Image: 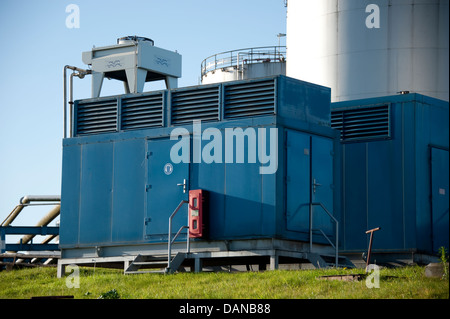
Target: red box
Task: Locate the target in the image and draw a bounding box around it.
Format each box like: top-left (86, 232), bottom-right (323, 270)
top-left (189, 189), bottom-right (205, 238)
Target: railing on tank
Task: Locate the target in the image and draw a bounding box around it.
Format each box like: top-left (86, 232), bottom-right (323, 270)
top-left (310, 202), bottom-right (339, 267)
top-left (201, 46), bottom-right (286, 77)
top-left (166, 200), bottom-right (189, 273)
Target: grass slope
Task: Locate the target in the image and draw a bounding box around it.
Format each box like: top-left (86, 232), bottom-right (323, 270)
top-left (0, 265), bottom-right (448, 299)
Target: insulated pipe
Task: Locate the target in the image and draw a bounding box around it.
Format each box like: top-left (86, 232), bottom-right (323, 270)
top-left (63, 65), bottom-right (91, 138)
top-left (20, 195), bottom-right (60, 205)
top-left (17, 204), bottom-right (60, 245)
top-left (70, 72), bottom-right (74, 138)
top-left (1, 205), bottom-right (25, 227)
top-left (1, 196), bottom-right (60, 226)
top-left (28, 236), bottom-right (60, 264)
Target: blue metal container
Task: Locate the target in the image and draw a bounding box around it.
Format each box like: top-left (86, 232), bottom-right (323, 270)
top-left (59, 76), bottom-right (341, 257)
top-left (331, 93), bottom-right (449, 255)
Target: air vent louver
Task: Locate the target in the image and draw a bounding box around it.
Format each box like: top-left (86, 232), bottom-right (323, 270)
top-left (76, 99), bottom-right (117, 135)
top-left (331, 105), bottom-right (390, 141)
top-left (121, 93), bottom-right (164, 130)
top-left (171, 86), bottom-right (220, 124)
top-left (224, 79), bottom-right (276, 118)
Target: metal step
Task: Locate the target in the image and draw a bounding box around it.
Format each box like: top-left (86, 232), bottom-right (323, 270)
top-left (131, 261), bottom-right (165, 266)
top-left (307, 253), bottom-right (355, 269)
top-left (124, 253), bottom-right (188, 274)
top-left (166, 252), bottom-right (187, 274)
top-left (124, 254), bottom-right (168, 274)
top-left (125, 269), bottom-right (166, 275)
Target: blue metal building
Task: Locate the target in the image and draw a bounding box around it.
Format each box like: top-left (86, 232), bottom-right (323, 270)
top-left (331, 94), bottom-right (449, 261)
top-left (58, 75), bottom-right (343, 274)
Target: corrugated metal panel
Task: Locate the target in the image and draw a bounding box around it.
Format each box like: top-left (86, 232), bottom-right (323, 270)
top-left (331, 105), bottom-right (390, 141)
top-left (224, 78), bottom-right (275, 118)
top-left (76, 99), bottom-right (117, 135)
top-left (171, 86), bottom-right (220, 124)
top-left (121, 93), bottom-right (163, 130)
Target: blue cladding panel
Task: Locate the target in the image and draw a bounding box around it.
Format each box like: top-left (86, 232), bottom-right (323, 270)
top-left (79, 143), bottom-right (113, 244)
top-left (191, 161), bottom-right (226, 239)
top-left (333, 93), bottom-right (449, 254)
top-left (190, 125), bottom-right (278, 240)
top-left (278, 76), bottom-right (331, 126)
top-left (61, 75), bottom-right (339, 252)
top-left (111, 139), bottom-right (146, 242)
top-left (431, 147), bottom-right (449, 253)
top-left (60, 145), bottom-right (81, 247)
top-left (341, 143), bottom-right (367, 251)
top-left (367, 140), bottom-right (404, 250)
top-left (224, 162), bottom-right (262, 237)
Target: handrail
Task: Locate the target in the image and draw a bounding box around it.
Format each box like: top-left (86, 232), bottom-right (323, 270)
top-left (167, 200), bottom-right (189, 272)
top-left (310, 202), bottom-right (339, 267)
top-left (200, 46), bottom-right (286, 77)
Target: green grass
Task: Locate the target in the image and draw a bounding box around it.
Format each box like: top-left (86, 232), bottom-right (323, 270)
top-left (0, 265), bottom-right (448, 299)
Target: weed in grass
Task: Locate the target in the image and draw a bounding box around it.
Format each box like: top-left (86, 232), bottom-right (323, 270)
top-left (98, 289), bottom-right (120, 299)
top-left (439, 246), bottom-right (449, 280)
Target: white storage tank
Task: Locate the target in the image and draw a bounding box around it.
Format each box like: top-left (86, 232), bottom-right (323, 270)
top-left (201, 46), bottom-right (286, 84)
top-left (286, 0), bottom-right (449, 102)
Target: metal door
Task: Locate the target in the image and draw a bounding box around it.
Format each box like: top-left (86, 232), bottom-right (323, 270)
top-left (145, 137), bottom-right (189, 239)
top-left (286, 131), bottom-right (335, 236)
top-left (431, 147), bottom-right (449, 253)
top-left (311, 136), bottom-right (334, 236)
top-left (286, 130), bottom-right (310, 233)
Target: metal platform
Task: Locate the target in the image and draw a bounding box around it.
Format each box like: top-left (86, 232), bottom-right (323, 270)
top-left (57, 238), bottom-right (354, 277)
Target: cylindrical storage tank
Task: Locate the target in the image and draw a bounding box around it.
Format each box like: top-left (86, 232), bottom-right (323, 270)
top-left (201, 46), bottom-right (286, 84)
top-left (286, 0), bottom-right (449, 102)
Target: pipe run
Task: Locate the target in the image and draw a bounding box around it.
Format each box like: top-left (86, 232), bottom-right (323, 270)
top-left (20, 195), bottom-right (61, 205)
top-left (18, 204), bottom-right (61, 245)
top-left (1, 195), bottom-right (61, 227)
top-left (63, 65), bottom-right (91, 138)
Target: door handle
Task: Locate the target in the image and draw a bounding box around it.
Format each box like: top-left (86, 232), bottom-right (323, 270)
top-left (313, 178), bottom-right (322, 193)
top-left (177, 178), bottom-right (187, 193)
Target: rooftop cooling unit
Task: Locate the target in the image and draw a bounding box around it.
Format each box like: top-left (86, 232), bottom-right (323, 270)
top-left (82, 36), bottom-right (182, 97)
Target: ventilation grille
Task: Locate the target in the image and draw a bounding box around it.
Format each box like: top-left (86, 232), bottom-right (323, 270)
top-left (171, 86), bottom-right (219, 124)
top-left (76, 99), bottom-right (117, 135)
top-left (121, 93), bottom-right (163, 130)
top-left (224, 79), bottom-right (276, 119)
top-left (331, 105), bottom-right (390, 141)
top-left (74, 78), bottom-right (279, 136)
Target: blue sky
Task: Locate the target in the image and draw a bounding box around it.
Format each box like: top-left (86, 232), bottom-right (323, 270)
top-left (0, 1), bottom-right (286, 227)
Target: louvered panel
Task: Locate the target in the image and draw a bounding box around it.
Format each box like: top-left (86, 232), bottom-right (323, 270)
top-left (331, 105), bottom-right (390, 141)
top-left (331, 111), bottom-right (343, 131)
top-left (171, 86), bottom-right (219, 124)
top-left (121, 93), bottom-right (163, 130)
top-left (76, 99), bottom-right (118, 135)
top-left (224, 79), bottom-right (275, 118)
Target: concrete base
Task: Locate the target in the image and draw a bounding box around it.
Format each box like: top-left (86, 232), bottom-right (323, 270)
top-left (425, 263), bottom-right (449, 278)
